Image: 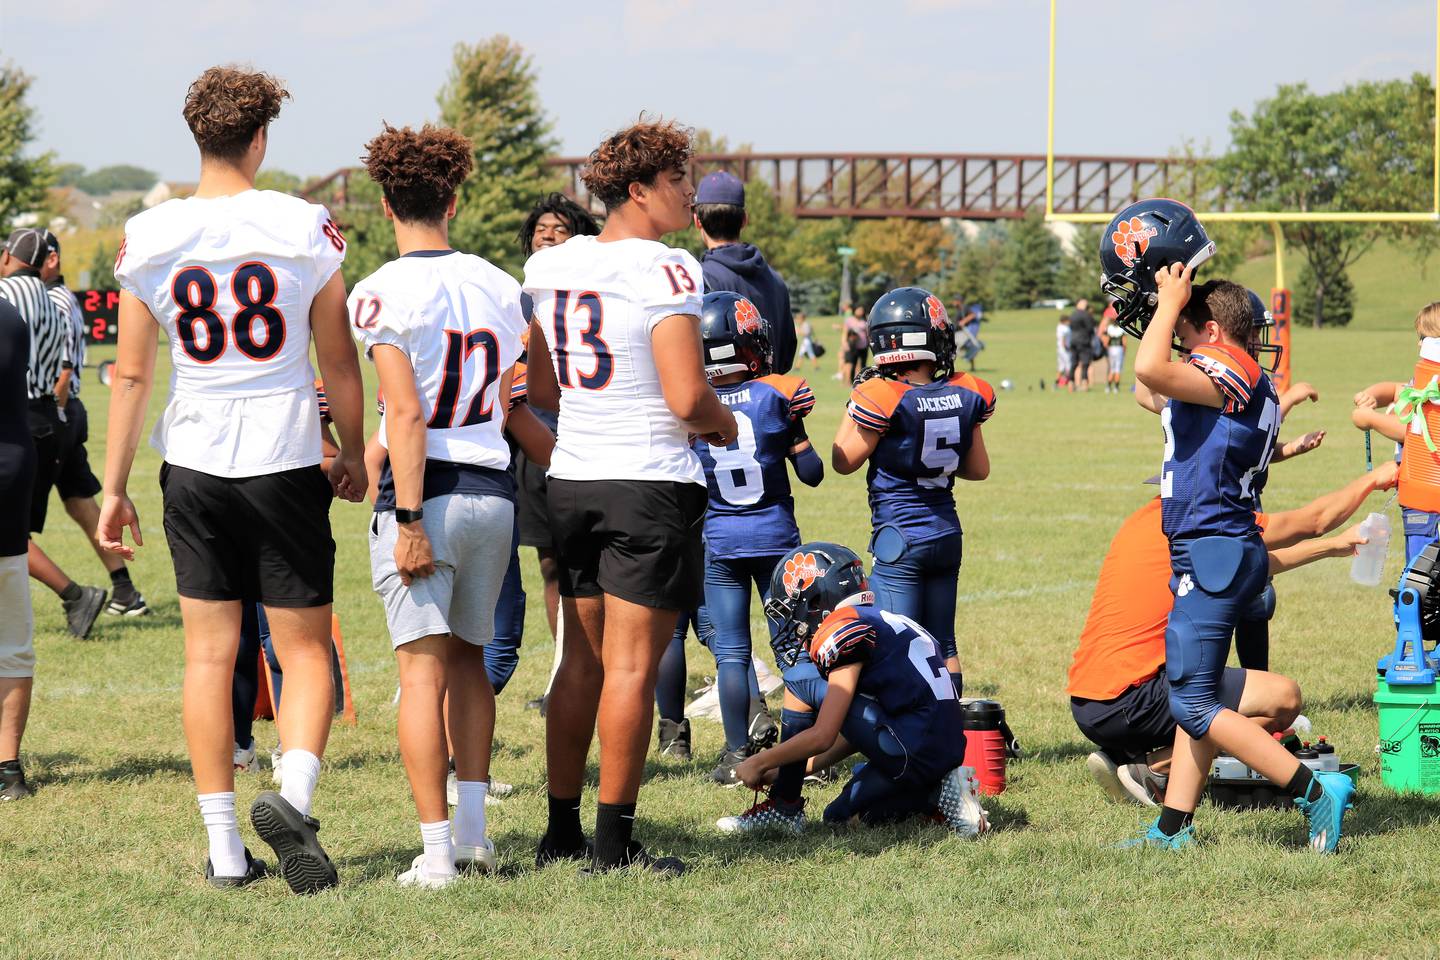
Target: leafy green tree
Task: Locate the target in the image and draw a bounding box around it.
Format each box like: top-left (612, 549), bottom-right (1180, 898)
top-left (1057, 223), bottom-right (1104, 307)
top-left (53, 162), bottom-right (85, 188)
top-left (850, 218), bottom-right (949, 288)
top-left (255, 169), bottom-right (302, 195)
top-left (0, 65), bottom-right (55, 230)
top-left (1218, 75), bottom-right (1435, 327)
top-left (993, 212), bottom-right (1061, 308)
top-left (1294, 257), bottom-right (1354, 328)
top-left (439, 35), bottom-right (561, 274)
top-left (75, 164), bottom-right (157, 194)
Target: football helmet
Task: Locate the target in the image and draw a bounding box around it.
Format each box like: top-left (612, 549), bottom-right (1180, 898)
top-left (700, 291), bottom-right (771, 380)
top-left (867, 287), bottom-right (956, 377)
top-left (1246, 288), bottom-right (1283, 374)
top-left (1099, 199), bottom-right (1216, 338)
top-left (763, 542), bottom-right (874, 668)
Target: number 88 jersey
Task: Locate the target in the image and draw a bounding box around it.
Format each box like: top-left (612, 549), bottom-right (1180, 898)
top-left (694, 374), bottom-right (816, 558)
top-left (846, 372), bottom-right (995, 543)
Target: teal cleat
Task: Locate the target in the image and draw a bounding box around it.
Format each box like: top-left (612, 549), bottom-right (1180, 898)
top-left (1116, 817), bottom-right (1195, 850)
top-left (1294, 770), bottom-right (1356, 853)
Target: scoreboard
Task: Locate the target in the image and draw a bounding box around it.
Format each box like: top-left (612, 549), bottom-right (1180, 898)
top-left (78, 289), bottom-right (121, 344)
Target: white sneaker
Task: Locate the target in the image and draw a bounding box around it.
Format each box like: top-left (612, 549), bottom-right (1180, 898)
top-left (397, 854), bottom-right (458, 889)
top-left (1085, 751), bottom-right (1130, 803)
top-left (936, 766), bottom-right (989, 838)
top-left (753, 659), bottom-right (784, 697)
top-left (454, 837), bottom-right (496, 873)
top-left (233, 740), bottom-right (259, 773)
top-left (487, 779), bottom-right (513, 805)
top-left (685, 678), bottom-right (722, 721)
top-left (447, 771), bottom-right (458, 806)
top-left (270, 746), bottom-right (284, 786)
top-left (1116, 763), bottom-right (1165, 806)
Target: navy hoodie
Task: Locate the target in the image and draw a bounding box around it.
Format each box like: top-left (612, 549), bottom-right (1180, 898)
top-left (700, 242), bottom-right (796, 374)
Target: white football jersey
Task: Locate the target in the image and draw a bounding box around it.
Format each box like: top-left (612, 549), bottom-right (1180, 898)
top-left (350, 251), bottom-right (525, 472)
top-left (523, 236), bottom-right (704, 484)
top-left (115, 189), bottom-right (346, 477)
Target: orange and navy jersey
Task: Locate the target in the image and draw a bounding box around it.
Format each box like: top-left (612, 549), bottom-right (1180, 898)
top-left (509, 360), bottom-right (529, 411)
top-left (692, 373), bottom-right (815, 558)
top-left (1162, 342), bottom-right (1277, 539)
top-left (809, 604), bottom-right (965, 735)
top-left (313, 378), bottom-right (331, 424)
top-left (1068, 499), bottom-right (1272, 700)
top-left (846, 372), bottom-right (994, 542)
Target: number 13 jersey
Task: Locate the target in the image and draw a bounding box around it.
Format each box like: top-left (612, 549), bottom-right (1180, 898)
top-left (523, 236), bottom-right (705, 485)
top-left (115, 190), bottom-right (345, 477)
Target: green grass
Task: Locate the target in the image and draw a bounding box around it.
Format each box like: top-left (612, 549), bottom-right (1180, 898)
top-left (5, 314), bottom-right (1438, 959)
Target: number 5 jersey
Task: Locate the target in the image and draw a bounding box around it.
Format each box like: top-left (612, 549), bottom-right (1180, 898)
top-left (115, 189), bottom-right (346, 477)
top-left (693, 374), bottom-right (816, 558)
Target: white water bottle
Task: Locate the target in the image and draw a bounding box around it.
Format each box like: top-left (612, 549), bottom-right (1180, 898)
top-left (1350, 512), bottom-right (1391, 586)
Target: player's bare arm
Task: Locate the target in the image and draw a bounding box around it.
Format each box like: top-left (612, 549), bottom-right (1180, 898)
top-left (97, 290), bottom-right (161, 558)
top-left (653, 313), bottom-right (736, 444)
top-left (1133, 379), bottom-right (1167, 414)
top-left (1261, 461), bottom-right (1397, 549)
top-left (310, 271), bottom-right (367, 501)
top-left (1134, 264), bottom-right (1225, 408)
top-left (1268, 523), bottom-right (1367, 575)
top-left (371, 343), bottom-right (432, 585)
top-left (1279, 381), bottom-right (1319, 416)
top-left (1353, 380), bottom-right (1401, 409)
top-left (522, 318), bottom-right (559, 410)
top-left (505, 402), bottom-right (556, 467)
top-left (734, 663), bottom-right (860, 789)
top-left (957, 425), bottom-right (990, 481)
top-left (831, 417), bottom-right (879, 474)
top-left (1271, 429), bottom-right (1325, 462)
top-left (1353, 405), bottom-right (1406, 442)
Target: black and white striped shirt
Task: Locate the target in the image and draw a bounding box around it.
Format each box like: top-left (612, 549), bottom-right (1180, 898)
top-left (0, 271), bottom-right (69, 401)
top-left (46, 282), bottom-right (84, 398)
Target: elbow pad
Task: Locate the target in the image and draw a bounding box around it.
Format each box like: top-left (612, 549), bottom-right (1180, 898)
top-left (790, 445), bottom-right (824, 487)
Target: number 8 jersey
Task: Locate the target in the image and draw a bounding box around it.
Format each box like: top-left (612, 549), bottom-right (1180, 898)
top-left (115, 190), bottom-right (345, 477)
top-left (1160, 342), bottom-right (1278, 539)
top-left (523, 236), bottom-right (705, 485)
top-left (846, 372), bottom-right (995, 543)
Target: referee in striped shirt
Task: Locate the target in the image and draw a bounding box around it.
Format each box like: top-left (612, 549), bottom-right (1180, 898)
top-left (0, 229), bottom-right (106, 638)
top-left (37, 231), bottom-right (149, 617)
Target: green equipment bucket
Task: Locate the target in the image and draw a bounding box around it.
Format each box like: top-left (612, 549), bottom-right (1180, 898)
top-left (1375, 680), bottom-right (1440, 793)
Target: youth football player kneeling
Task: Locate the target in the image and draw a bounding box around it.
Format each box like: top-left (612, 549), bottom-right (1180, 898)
top-left (349, 123), bottom-right (526, 888)
top-left (724, 542), bottom-right (987, 836)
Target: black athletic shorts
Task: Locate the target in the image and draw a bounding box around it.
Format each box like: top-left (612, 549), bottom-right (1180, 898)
top-left (0, 432), bottom-right (35, 556)
top-left (515, 451), bottom-right (553, 549)
top-left (26, 399), bottom-right (61, 534)
top-left (547, 477), bottom-right (706, 610)
top-left (55, 398), bottom-right (101, 501)
top-left (1071, 667), bottom-right (1247, 764)
top-left (160, 462), bottom-right (335, 607)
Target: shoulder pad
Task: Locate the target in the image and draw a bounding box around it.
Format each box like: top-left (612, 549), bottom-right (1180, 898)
top-left (847, 377), bottom-right (907, 433)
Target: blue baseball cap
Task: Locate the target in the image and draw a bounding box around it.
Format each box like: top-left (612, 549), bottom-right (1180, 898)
top-left (696, 170), bottom-right (744, 207)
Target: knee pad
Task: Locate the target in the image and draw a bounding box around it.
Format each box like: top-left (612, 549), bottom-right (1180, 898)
top-left (1164, 610), bottom-right (1221, 738)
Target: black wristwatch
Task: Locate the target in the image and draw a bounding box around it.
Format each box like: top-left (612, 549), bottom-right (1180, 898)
top-left (394, 506), bottom-right (424, 524)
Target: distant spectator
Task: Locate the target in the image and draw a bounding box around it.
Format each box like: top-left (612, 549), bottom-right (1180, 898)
top-left (1067, 299), bottom-right (1096, 392)
top-left (693, 171), bottom-right (796, 373)
top-left (794, 310), bottom-right (822, 370)
top-left (957, 300), bottom-right (984, 371)
top-left (837, 305), bottom-right (869, 383)
top-left (1101, 302), bottom-right (1125, 394)
top-left (1055, 314), bottom-right (1072, 388)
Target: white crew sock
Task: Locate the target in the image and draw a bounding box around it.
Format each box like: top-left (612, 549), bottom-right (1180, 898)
top-left (420, 819), bottom-right (456, 877)
top-left (454, 780), bottom-right (489, 847)
top-left (279, 749), bottom-right (321, 816)
top-left (198, 792), bottom-right (247, 877)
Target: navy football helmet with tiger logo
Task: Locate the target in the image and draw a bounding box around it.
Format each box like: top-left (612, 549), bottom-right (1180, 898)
top-left (1099, 198), bottom-right (1216, 339)
top-left (1246, 288), bottom-right (1283, 373)
top-left (867, 286), bottom-right (956, 378)
top-left (700, 291), bottom-right (772, 381)
top-left (764, 541), bottom-right (874, 667)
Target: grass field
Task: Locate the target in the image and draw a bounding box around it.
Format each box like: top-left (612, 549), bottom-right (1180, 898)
top-left (5, 301), bottom-right (1439, 960)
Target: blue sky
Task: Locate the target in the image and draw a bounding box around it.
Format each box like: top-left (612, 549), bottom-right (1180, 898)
top-left (3, 0), bottom-right (1433, 182)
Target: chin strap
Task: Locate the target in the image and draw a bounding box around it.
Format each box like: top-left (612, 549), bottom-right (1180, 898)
top-left (1390, 375), bottom-right (1440, 452)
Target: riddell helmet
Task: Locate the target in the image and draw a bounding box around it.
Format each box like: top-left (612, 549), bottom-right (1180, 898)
top-left (1246, 288), bottom-right (1283, 374)
top-left (763, 542), bottom-right (874, 668)
top-left (700, 291), bottom-right (772, 380)
top-left (867, 287), bottom-right (956, 376)
top-left (1099, 199), bottom-right (1216, 338)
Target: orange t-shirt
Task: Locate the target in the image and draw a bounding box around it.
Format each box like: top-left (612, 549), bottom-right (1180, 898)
top-left (1066, 499), bottom-right (1268, 700)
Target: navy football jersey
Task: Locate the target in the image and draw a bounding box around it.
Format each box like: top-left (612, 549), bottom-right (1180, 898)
top-left (808, 604), bottom-right (965, 748)
top-left (846, 372), bottom-right (995, 542)
top-left (694, 374), bottom-right (815, 558)
top-left (1161, 343), bottom-right (1279, 539)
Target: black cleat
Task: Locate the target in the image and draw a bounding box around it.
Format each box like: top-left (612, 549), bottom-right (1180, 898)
top-left (104, 592), bottom-right (151, 617)
top-left (0, 763), bottom-right (32, 801)
top-left (658, 717), bottom-right (691, 760)
top-left (250, 791), bottom-right (338, 894)
top-left (205, 847), bottom-right (269, 889)
top-left (63, 585), bottom-right (107, 639)
top-left (535, 832), bottom-right (592, 867)
top-left (583, 840), bottom-right (685, 878)
top-left (746, 706), bottom-right (779, 754)
top-left (710, 747), bottom-right (749, 786)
